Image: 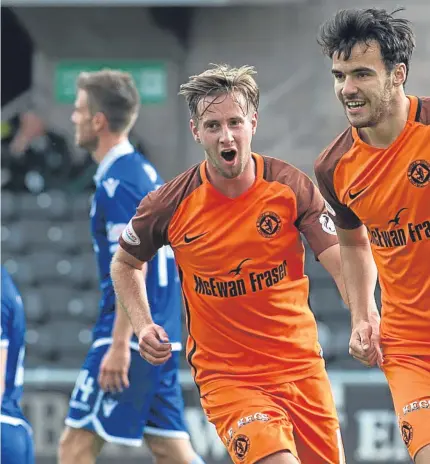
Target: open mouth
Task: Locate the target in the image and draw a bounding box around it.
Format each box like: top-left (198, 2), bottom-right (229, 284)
top-left (221, 149), bottom-right (237, 162)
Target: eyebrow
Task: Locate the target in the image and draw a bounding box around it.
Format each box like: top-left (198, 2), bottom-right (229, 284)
top-left (331, 67), bottom-right (375, 75)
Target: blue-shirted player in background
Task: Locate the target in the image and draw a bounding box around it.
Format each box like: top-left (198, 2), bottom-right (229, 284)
top-left (1, 266), bottom-right (34, 464)
top-left (59, 70), bottom-right (204, 464)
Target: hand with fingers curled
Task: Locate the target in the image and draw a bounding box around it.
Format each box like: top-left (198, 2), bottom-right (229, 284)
top-left (349, 310), bottom-right (384, 368)
top-left (138, 324), bottom-right (172, 365)
top-left (98, 344), bottom-right (131, 393)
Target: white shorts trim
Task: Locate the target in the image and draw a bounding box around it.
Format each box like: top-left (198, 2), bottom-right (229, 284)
top-left (0, 414), bottom-right (33, 436)
top-left (0, 340), bottom-right (9, 348)
top-left (143, 426), bottom-right (189, 439)
top-left (92, 337), bottom-right (182, 352)
top-left (65, 391), bottom-right (142, 447)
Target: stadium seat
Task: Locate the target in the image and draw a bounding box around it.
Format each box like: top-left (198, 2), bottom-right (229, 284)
top-left (309, 283), bottom-right (347, 320)
top-left (71, 193), bottom-right (91, 219)
top-left (45, 320), bottom-right (92, 361)
top-left (26, 250), bottom-right (64, 284)
top-left (3, 257), bottom-right (37, 287)
top-left (21, 287), bottom-right (47, 324)
top-left (19, 191), bottom-right (69, 220)
top-left (1, 222), bottom-right (27, 254)
top-left (67, 254), bottom-right (99, 289)
top-left (1, 190), bottom-right (19, 221)
top-left (40, 285), bottom-right (99, 323)
top-left (304, 247), bottom-right (332, 281)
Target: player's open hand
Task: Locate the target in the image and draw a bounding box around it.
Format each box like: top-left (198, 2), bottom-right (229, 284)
top-left (138, 324), bottom-right (172, 365)
top-left (349, 313), bottom-right (383, 368)
top-left (98, 344), bottom-right (131, 393)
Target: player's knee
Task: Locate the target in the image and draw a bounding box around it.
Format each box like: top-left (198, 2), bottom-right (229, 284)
top-left (415, 443), bottom-right (430, 464)
top-left (146, 436), bottom-right (200, 464)
top-left (58, 427), bottom-right (102, 464)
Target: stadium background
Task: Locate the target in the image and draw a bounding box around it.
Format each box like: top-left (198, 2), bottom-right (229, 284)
top-left (1, 0), bottom-right (428, 462)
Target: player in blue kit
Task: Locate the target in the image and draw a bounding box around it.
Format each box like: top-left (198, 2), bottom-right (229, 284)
top-left (1, 266), bottom-right (34, 464)
top-left (59, 70), bottom-right (204, 464)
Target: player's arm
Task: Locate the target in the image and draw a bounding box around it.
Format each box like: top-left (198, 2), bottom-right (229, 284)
top-left (336, 225), bottom-right (383, 367)
top-left (316, 244), bottom-right (348, 307)
top-left (314, 159), bottom-right (382, 367)
top-left (98, 181), bottom-right (150, 390)
top-left (111, 247), bottom-right (171, 365)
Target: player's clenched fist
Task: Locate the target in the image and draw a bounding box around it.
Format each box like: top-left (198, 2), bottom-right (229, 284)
top-left (349, 312), bottom-right (383, 368)
top-left (138, 324), bottom-right (172, 365)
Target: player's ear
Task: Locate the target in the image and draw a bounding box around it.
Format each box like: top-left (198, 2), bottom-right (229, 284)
top-left (393, 63), bottom-right (407, 87)
top-left (190, 118), bottom-right (201, 143)
top-left (92, 112), bottom-right (107, 132)
top-left (251, 111), bottom-right (258, 135)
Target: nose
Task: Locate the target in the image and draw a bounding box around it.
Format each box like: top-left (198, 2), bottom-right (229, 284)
top-left (341, 76), bottom-right (358, 98)
top-left (220, 126), bottom-right (234, 145)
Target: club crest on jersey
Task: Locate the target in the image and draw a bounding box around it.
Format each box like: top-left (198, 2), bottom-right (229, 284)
top-left (257, 211), bottom-right (282, 238)
top-left (319, 213), bottom-right (337, 235)
top-left (401, 421), bottom-right (413, 447)
top-left (407, 160), bottom-right (430, 188)
top-left (233, 435), bottom-right (250, 460)
top-left (122, 221), bottom-right (140, 246)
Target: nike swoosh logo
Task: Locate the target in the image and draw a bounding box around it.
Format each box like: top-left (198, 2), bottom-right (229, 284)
top-left (349, 187), bottom-right (368, 200)
top-left (184, 232), bottom-right (207, 244)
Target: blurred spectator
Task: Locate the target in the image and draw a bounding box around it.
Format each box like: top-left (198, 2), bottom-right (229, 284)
top-left (1, 111), bottom-right (95, 194)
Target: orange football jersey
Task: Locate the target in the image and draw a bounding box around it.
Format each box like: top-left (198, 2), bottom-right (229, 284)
top-left (120, 153), bottom-right (338, 395)
top-left (315, 96), bottom-right (430, 356)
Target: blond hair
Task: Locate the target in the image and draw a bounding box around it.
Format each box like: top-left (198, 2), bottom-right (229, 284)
top-left (77, 69), bottom-right (140, 133)
top-left (178, 64), bottom-right (259, 121)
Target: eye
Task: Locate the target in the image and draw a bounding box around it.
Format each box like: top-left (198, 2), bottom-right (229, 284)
top-left (333, 73), bottom-right (344, 81)
top-left (207, 122), bottom-right (219, 130)
top-left (356, 72), bottom-right (370, 78)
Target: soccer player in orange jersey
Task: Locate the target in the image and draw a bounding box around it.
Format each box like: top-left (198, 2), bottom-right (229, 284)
top-left (111, 64), bottom-right (347, 464)
top-left (314, 8), bottom-right (430, 463)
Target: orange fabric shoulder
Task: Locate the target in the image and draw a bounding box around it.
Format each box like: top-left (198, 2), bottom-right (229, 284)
top-left (119, 163), bottom-right (202, 262)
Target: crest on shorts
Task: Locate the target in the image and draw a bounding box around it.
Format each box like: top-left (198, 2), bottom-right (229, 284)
top-left (407, 160), bottom-right (430, 187)
top-left (257, 211), bottom-right (282, 238)
top-left (233, 434), bottom-right (250, 460)
top-left (401, 421), bottom-right (413, 447)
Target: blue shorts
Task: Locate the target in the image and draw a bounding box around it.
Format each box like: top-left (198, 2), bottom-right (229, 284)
top-left (65, 339), bottom-right (189, 446)
top-left (1, 417), bottom-right (34, 464)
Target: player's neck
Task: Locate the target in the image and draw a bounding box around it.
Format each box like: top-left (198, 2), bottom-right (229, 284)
top-left (358, 93), bottom-right (410, 149)
top-left (92, 134), bottom-right (129, 164)
top-left (207, 155), bottom-right (256, 198)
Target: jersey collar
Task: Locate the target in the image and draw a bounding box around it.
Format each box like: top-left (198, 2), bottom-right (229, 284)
top-left (93, 139), bottom-right (134, 184)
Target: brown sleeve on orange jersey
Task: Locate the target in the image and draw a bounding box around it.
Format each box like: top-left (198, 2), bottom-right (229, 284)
top-left (314, 128), bottom-right (362, 230)
top-left (119, 164), bottom-right (202, 262)
top-left (264, 157), bottom-right (338, 257)
top-left (417, 96), bottom-right (430, 124)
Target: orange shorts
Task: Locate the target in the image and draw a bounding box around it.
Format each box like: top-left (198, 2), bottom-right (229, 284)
top-left (201, 369), bottom-right (345, 463)
top-left (382, 354), bottom-right (430, 459)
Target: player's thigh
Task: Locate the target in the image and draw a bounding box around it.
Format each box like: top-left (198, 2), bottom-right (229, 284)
top-left (201, 383), bottom-right (298, 464)
top-left (286, 369), bottom-right (345, 464)
top-left (66, 344), bottom-right (160, 445)
top-left (383, 355), bottom-right (430, 461)
top-left (1, 422), bottom-right (34, 464)
top-left (415, 444), bottom-right (430, 464)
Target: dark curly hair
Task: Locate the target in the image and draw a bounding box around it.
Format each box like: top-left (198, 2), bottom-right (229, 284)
top-left (318, 8), bottom-right (415, 83)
